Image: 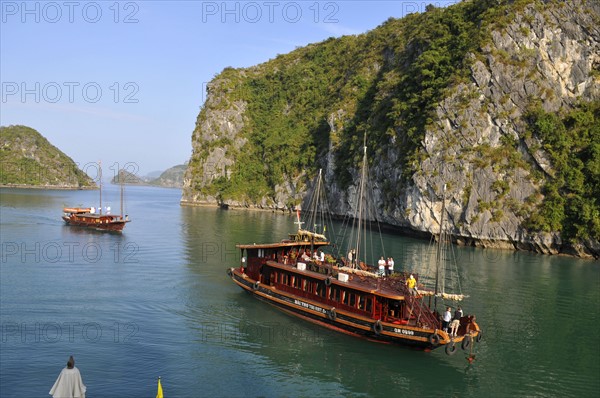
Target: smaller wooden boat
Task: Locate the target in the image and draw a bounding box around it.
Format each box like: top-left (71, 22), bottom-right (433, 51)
top-left (62, 163), bottom-right (130, 232)
top-left (62, 208), bottom-right (130, 232)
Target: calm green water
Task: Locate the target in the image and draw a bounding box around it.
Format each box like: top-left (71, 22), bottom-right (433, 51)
top-left (1, 186), bottom-right (599, 397)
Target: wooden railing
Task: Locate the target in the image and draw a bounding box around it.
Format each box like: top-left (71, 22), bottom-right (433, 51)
top-left (399, 282), bottom-right (440, 329)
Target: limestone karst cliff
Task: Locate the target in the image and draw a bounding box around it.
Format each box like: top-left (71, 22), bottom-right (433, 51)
top-left (182, 0), bottom-right (600, 258)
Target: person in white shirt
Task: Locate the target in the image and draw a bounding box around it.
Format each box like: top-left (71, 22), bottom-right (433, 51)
top-left (442, 307), bottom-right (452, 332)
top-left (387, 257), bottom-right (394, 275)
top-left (377, 257), bottom-right (386, 276)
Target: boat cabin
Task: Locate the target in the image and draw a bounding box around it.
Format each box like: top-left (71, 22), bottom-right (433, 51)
top-left (237, 241), bottom-right (440, 329)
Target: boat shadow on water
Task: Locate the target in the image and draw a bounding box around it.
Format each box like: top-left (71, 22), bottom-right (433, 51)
top-left (220, 288), bottom-right (479, 395)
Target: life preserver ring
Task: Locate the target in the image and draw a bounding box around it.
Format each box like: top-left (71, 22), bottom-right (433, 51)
top-left (372, 320), bottom-right (383, 335)
top-left (226, 268), bottom-right (233, 277)
top-left (252, 281), bottom-right (260, 291)
top-left (476, 330), bottom-right (483, 343)
top-left (428, 333), bottom-right (441, 346)
top-left (445, 341), bottom-right (457, 356)
top-left (324, 276), bottom-right (332, 286)
top-left (328, 307), bottom-right (337, 321)
top-left (461, 335), bottom-right (472, 350)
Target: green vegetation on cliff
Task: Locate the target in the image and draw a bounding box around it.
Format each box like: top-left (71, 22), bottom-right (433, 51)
top-left (524, 101), bottom-right (600, 242)
top-left (335, 0), bottom-right (527, 184)
top-left (191, 0), bottom-right (535, 199)
top-left (0, 125), bottom-right (95, 188)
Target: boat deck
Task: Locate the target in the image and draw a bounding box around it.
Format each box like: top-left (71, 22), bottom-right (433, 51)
top-left (268, 257), bottom-right (415, 298)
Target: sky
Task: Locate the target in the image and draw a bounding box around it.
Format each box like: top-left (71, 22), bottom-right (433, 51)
top-left (1, 0), bottom-right (456, 179)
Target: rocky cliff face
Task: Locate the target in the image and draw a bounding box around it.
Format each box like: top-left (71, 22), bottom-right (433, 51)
top-left (383, 0), bottom-right (600, 256)
top-left (182, 71), bottom-right (248, 204)
top-left (0, 125), bottom-right (95, 189)
top-left (182, 0), bottom-right (600, 258)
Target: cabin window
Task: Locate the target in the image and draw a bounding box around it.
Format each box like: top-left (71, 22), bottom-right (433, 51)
top-left (389, 300), bottom-right (401, 318)
top-left (316, 283), bottom-right (325, 298)
top-left (358, 295), bottom-right (365, 310)
top-left (329, 287), bottom-right (340, 302)
top-left (302, 279), bottom-right (308, 292)
top-left (349, 293), bottom-right (356, 307)
top-left (281, 273), bottom-right (289, 285)
top-left (258, 249), bottom-right (264, 257)
top-left (365, 298), bottom-right (372, 313)
top-left (342, 291), bottom-right (348, 305)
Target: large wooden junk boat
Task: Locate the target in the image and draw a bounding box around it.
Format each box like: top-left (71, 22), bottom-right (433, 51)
top-left (228, 147), bottom-right (482, 355)
top-left (62, 165), bottom-right (130, 232)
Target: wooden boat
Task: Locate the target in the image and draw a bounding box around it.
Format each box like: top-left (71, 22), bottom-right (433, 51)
top-left (227, 147), bottom-right (482, 355)
top-left (62, 164), bottom-right (130, 232)
top-left (62, 207), bottom-right (130, 232)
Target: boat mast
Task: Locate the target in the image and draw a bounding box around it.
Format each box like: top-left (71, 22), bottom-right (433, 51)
top-left (310, 169), bottom-right (323, 233)
top-left (355, 140), bottom-right (368, 267)
top-left (434, 184), bottom-right (447, 310)
top-left (120, 169), bottom-right (124, 218)
top-left (99, 160), bottom-right (102, 215)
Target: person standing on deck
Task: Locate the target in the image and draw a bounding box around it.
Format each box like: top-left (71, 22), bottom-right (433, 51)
top-left (347, 250), bottom-right (353, 267)
top-left (442, 307), bottom-right (452, 332)
top-left (387, 257), bottom-right (394, 276)
top-left (454, 306), bottom-right (463, 320)
top-left (378, 257), bottom-right (386, 276)
top-left (449, 306), bottom-right (463, 336)
top-left (406, 274), bottom-right (417, 295)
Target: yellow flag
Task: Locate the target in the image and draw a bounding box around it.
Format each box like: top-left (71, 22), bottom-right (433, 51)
top-left (156, 377), bottom-right (163, 398)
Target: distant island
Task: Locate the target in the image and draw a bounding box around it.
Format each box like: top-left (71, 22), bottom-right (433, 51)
top-left (111, 164), bottom-right (186, 188)
top-left (0, 125), bottom-right (95, 189)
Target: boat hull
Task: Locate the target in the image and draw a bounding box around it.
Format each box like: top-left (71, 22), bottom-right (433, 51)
top-left (228, 268), bottom-right (477, 350)
top-left (62, 215), bottom-right (128, 232)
